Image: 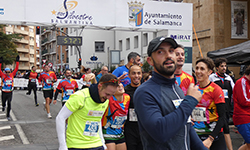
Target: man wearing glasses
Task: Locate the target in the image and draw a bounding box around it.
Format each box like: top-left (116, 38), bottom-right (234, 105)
top-left (56, 74), bottom-right (119, 150)
top-left (0, 56), bottom-right (19, 121)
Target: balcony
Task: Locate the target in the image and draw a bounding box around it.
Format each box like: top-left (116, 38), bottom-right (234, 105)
top-left (36, 62), bottom-right (40, 65)
top-left (30, 49), bottom-right (35, 54)
top-left (29, 40), bottom-right (35, 46)
top-left (20, 56), bottom-right (29, 62)
top-left (42, 49), bottom-right (49, 55)
top-left (14, 28), bottom-right (29, 35)
top-left (29, 32), bottom-right (35, 37)
top-left (15, 38), bottom-right (29, 44)
top-left (17, 48), bottom-right (29, 53)
top-left (36, 54), bottom-right (40, 58)
top-left (19, 66), bottom-right (30, 70)
top-left (30, 57), bottom-right (34, 63)
top-left (50, 48), bottom-right (56, 54)
top-left (5, 26), bottom-right (13, 33)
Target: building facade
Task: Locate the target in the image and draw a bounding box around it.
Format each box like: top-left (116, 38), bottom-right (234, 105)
top-left (5, 25), bottom-right (37, 71)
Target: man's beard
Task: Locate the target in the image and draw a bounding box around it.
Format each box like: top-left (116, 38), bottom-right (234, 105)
top-left (66, 76), bottom-right (71, 80)
top-left (153, 58), bottom-right (176, 77)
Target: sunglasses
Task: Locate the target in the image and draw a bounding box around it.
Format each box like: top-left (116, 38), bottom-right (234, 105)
top-left (100, 79), bottom-right (120, 84)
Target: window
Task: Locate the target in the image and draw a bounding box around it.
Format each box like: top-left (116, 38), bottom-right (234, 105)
top-left (134, 36), bottom-right (138, 48)
top-left (29, 28), bottom-right (33, 32)
top-left (30, 54), bottom-right (34, 58)
top-left (143, 33), bottom-right (148, 47)
top-left (119, 40), bottom-right (122, 51)
top-left (22, 45), bottom-right (26, 48)
top-left (30, 37), bottom-right (34, 40)
top-left (126, 38), bottom-right (130, 50)
top-left (95, 42), bottom-right (105, 52)
top-left (21, 27), bottom-right (25, 31)
top-left (30, 46), bottom-right (34, 49)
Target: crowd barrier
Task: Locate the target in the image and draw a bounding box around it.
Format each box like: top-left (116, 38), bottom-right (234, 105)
top-left (1, 78), bottom-right (84, 89)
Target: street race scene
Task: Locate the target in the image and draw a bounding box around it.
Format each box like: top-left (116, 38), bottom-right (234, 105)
top-left (0, 0), bottom-right (249, 150)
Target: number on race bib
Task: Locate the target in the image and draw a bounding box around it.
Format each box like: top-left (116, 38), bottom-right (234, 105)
top-left (83, 121), bottom-right (99, 136)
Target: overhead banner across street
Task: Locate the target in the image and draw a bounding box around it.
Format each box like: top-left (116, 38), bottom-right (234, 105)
top-left (0, 0), bottom-right (192, 30)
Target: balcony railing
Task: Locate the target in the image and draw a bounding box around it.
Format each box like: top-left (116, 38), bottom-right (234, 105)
top-left (14, 38), bottom-right (29, 44)
top-left (17, 48), bottom-right (29, 53)
top-left (14, 28), bottom-right (29, 35)
top-left (41, 38), bottom-right (48, 44)
top-left (42, 49), bottom-right (48, 55)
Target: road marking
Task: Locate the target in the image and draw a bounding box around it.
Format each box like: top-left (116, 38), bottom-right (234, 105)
top-left (0, 119), bottom-right (8, 121)
top-left (0, 126), bottom-right (11, 130)
top-left (0, 135), bottom-right (15, 142)
top-left (10, 111), bottom-right (30, 144)
top-left (0, 114), bottom-right (5, 116)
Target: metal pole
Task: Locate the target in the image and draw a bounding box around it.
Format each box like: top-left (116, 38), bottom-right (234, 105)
top-left (60, 31), bottom-right (63, 72)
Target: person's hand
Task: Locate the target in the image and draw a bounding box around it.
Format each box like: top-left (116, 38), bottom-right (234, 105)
top-left (53, 100), bottom-right (57, 105)
top-left (186, 83), bottom-right (202, 102)
top-left (118, 72), bottom-right (128, 80)
top-left (16, 55), bottom-right (20, 62)
top-left (203, 137), bottom-right (213, 149)
top-left (0, 57), bottom-right (3, 63)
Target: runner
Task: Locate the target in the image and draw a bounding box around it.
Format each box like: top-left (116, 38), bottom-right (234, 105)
top-left (25, 66), bottom-right (39, 106)
top-left (0, 56), bottom-right (19, 121)
top-left (38, 64), bottom-right (57, 119)
top-left (56, 74), bottom-right (119, 150)
top-left (102, 83), bottom-right (130, 150)
top-left (53, 69), bottom-right (78, 106)
top-left (193, 57), bottom-right (227, 150)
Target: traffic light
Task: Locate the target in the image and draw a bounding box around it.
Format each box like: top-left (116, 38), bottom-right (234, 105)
top-left (78, 58), bottom-right (81, 69)
top-left (36, 26), bottom-right (40, 34)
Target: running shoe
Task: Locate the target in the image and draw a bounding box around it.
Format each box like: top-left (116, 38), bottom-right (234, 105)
top-left (36, 103), bottom-right (39, 107)
top-left (7, 117), bottom-right (11, 121)
top-left (26, 92), bottom-right (31, 95)
top-left (47, 113), bottom-right (52, 119)
top-left (2, 107), bottom-right (5, 112)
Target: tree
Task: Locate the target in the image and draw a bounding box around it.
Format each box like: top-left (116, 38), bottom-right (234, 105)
top-left (0, 24), bottom-right (21, 66)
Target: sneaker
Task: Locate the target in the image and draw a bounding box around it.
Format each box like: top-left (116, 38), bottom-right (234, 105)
top-left (2, 107), bottom-right (5, 112)
top-left (7, 117), bottom-right (11, 121)
top-left (47, 113), bottom-right (52, 119)
top-left (36, 103), bottom-right (39, 107)
top-left (26, 92), bottom-right (30, 95)
top-left (43, 102), bottom-right (46, 111)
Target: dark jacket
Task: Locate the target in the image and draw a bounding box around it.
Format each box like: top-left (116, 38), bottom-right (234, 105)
top-left (134, 71), bottom-right (206, 150)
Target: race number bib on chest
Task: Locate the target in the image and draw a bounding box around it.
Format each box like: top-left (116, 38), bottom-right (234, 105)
top-left (31, 79), bottom-right (36, 82)
top-left (172, 99), bottom-right (183, 108)
top-left (223, 89), bottom-right (228, 98)
top-left (129, 108), bottom-right (138, 122)
top-left (111, 116), bottom-right (127, 128)
top-left (83, 121), bottom-right (99, 136)
top-left (6, 80), bottom-right (12, 85)
top-left (46, 79), bottom-right (52, 84)
top-left (172, 99), bottom-right (191, 123)
top-left (66, 89), bottom-right (74, 95)
top-left (192, 107), bottom-right (207, 122)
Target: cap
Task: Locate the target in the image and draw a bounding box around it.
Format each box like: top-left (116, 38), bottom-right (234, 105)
top-left (147, 36), bottom-right (178, 56)
top-left (4, 68), bottom-right (10, 72)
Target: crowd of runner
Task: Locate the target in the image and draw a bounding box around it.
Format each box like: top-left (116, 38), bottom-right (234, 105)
top-left (0, 36), bottom-right (249, 150)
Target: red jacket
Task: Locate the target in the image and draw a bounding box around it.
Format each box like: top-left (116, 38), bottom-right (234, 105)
top-left (233, 76), bottom-right (250, 125)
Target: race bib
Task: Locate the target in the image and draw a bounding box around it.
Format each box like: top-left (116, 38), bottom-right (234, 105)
top-left (223, 89), bottom-right (228, 98)
top-left (172, 99), bottom-right (183, 108)
top-left (83, 121), bottom-right (99, 136)
top-left (111, 116), bottom-right (127, 129)
top-left (6, 80), bottom-right (12, 85)
top-left (129, 108), bottom-right (138, 122)
top-left (66, 89), bottom-right (74, 95)
top-left (173, 99), bottom-right (191, 123)
top-left (192, 107), bottom-right (207, 122)
top-left (46, 79), bottom-right (52, 84)
top-left (31, 79), bottom-right (36, 82)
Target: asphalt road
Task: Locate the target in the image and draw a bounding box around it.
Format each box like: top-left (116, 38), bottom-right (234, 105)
top-left (0, 89), bottom-right (246, 150)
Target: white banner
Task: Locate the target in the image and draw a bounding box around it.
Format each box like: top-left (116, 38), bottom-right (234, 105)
top-left (0, 0), bottom-right (192, 30)
top-left (0, 78), bottom-right (83, 89)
